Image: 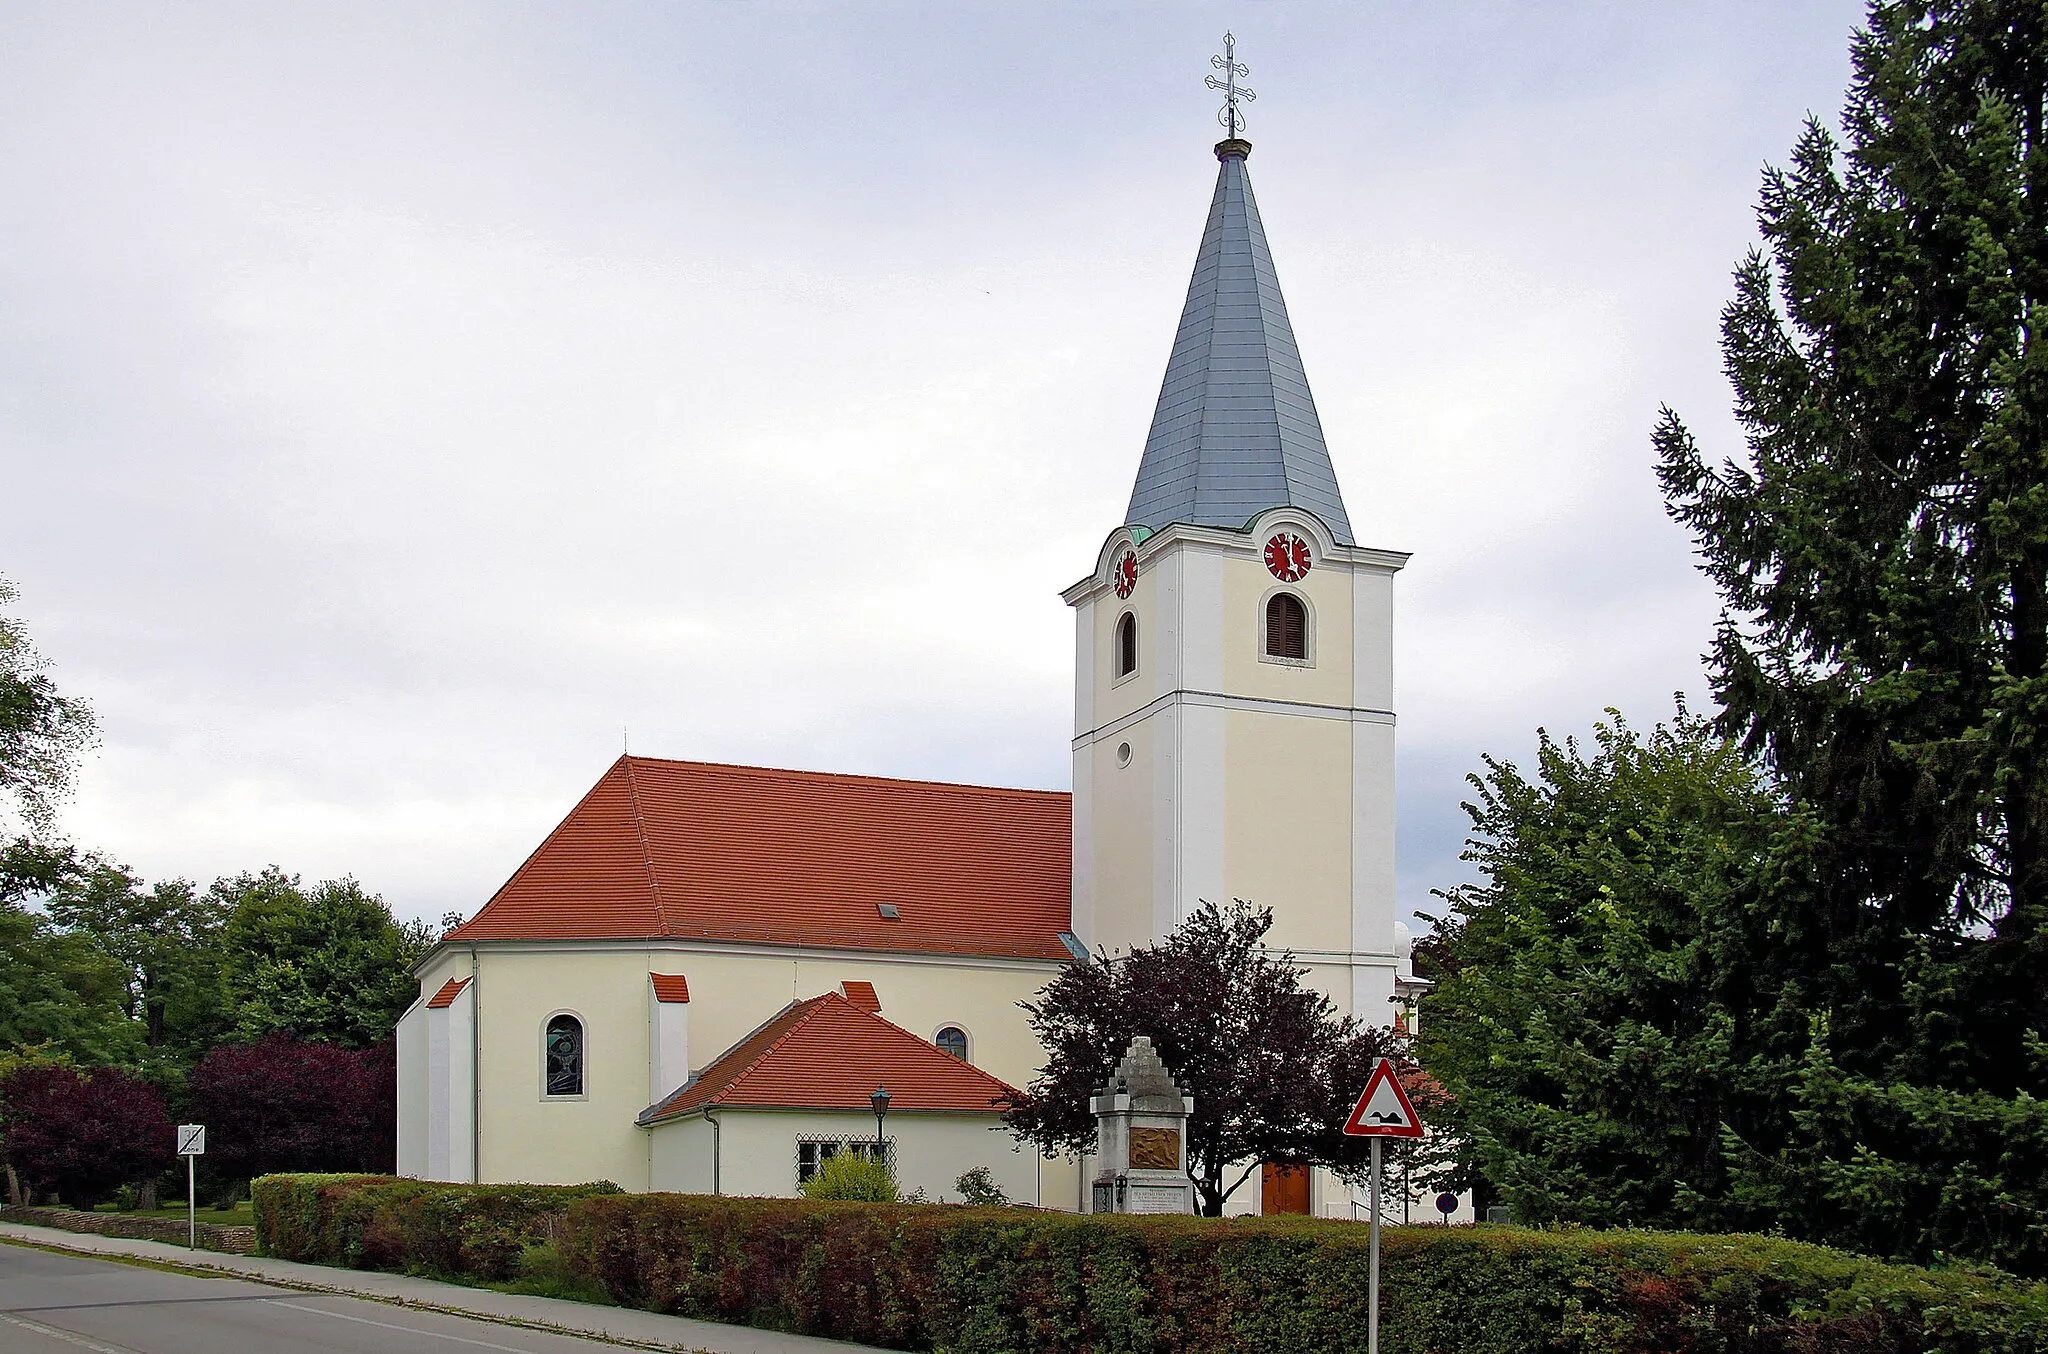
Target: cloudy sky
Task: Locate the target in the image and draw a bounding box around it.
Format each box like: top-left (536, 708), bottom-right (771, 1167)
top-left (3, 2), bottom-right (1864, 929)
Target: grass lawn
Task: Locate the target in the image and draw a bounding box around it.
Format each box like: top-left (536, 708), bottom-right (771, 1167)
top-left (90, 1201), bottom-right (254, 1227)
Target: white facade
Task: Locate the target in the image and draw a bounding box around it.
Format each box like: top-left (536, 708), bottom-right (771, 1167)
top-left (648, 1110), bottom-right (1041, 1204)
top-left (397, 940), bottom-right (1081, 1204)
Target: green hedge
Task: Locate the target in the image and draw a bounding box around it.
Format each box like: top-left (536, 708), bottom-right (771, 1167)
top-left (254, 1177), bottom-right (2048, 1353)
top-left (251, 1174), bottom-right (622, 1281)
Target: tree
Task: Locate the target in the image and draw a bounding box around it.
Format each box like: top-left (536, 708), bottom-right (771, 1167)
top-left (1648, 0), bottom-right (2048, 1272)
top-left (0, 576), bottom-right (96, 836)
top-left (1416, 708), bottom-right (1821, 1234)
top-left (1003, 900), bottom-right (1401, 1216)
top-left (187, 1033), bottom-right (396, 1182)
top-left (44, 861), bottom-right (230, 1061)
top-left (0, 841), bottom-right (144, 1067)
top-left (211, 869), bottom-right (433, 1048)
top-left (0, 1062), bottom-right (172, 1207)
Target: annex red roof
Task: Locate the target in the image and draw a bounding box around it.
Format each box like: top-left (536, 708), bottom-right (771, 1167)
top-left (650, 973), bottom-right (690, 1004)
top-left (640, 993), bottom-right (1018, 1121)
top-left (445, 756), bottom-right (1073, 960)
top-left (839, 980), bottom-right (881, 1013)
top-left (426, 977), bottom-right (470, 1009)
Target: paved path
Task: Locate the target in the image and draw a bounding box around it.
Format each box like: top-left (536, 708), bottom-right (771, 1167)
top-left (0, 1224), bottom-right (877, 1354)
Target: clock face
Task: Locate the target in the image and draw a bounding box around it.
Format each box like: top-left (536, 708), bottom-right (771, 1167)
top-left (1113, 550), bottom-right (1139, 599)
top-left (1264, 533), bottom-right (1312, 582)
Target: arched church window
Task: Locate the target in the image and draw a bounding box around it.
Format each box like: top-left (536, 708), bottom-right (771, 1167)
top-left (1115, 612), bottom-right (1138, 678)
top-left (543, 1013), bottom-right (584, 1097)
top-left (935, 1026), bottom-right (970, 1062)
top-left (1265, 593), bottom-right (1307, 660)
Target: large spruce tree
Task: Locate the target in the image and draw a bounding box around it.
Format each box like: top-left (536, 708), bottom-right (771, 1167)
top-left (1651, 0), bottom-right (2047, 1269)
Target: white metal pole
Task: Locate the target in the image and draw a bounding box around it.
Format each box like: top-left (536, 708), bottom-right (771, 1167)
top-left (1368, 1137), bottom-right (1382, 1354)
top-left (186, 1154), bottom-right (195, 1250)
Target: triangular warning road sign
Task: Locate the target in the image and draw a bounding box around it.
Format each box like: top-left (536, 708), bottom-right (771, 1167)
top-left (1342, 1057), bottom-right (1425, 1138)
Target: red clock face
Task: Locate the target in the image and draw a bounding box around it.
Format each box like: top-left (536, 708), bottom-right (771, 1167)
top-left (1113, 551), bottom-right (1138, 599)
top-left (1264, 533), bottom-right (1312, 582)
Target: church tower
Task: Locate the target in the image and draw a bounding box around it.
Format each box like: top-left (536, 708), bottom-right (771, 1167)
top-left (1064, 133), bottom-right (1408, 1023)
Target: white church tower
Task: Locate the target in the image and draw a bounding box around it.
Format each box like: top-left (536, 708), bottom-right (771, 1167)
top-left (1063, 132), bottom-right (1409, 1025)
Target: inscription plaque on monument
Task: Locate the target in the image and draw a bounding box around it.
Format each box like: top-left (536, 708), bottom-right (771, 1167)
top-left (1127, 1185), bottom-right (1186, 1214)
top-left (1128, 1125), bottom-right (1180, 1170)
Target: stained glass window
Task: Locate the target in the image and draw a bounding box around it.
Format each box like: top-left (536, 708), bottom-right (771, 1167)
top-left (544, 1014), bottom-right (584, 1097)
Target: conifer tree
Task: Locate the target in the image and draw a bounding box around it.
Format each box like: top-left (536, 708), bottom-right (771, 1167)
top-left (1654, 0), bottom-right (2048, 1269)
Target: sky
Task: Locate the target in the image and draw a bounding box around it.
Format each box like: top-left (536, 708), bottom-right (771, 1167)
top-left (1, 1), bottom-right (1867, 930)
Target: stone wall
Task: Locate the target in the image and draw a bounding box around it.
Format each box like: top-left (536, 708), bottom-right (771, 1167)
top-left (0, 1205), bottom-right (256, 1255)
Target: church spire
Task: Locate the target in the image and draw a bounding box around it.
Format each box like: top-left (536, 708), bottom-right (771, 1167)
top-left (1124, 49), bottom-right (1354, 545)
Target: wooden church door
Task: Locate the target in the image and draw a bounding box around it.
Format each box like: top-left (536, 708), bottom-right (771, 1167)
top-left (1261, 1162), bottom-right (1310, 1215)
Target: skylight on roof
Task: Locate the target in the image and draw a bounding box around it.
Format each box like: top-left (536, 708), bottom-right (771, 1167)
top-left (877, 903), bottom-right (900, 920)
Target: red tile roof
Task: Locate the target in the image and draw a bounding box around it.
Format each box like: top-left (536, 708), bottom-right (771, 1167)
top-left (650, 973), bottom-right (690, 1004)
top-left (445, 756), bottom-right (1072, 960)
top-left (839, 980), bottom-right (880, 1012)
top-left (640, 993), bottom-right (1018, 1121)
top-left (425, 977), bottom-right (470, 1009)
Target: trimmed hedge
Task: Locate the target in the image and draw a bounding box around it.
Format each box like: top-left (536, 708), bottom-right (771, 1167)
top-left (254, 1177), bottom-right (2048, 1353)
top-left (251, 1174), bottom-right (621, 1281)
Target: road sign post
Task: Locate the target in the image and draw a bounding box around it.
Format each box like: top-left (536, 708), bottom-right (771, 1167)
top-left (1341, 1058), bottom-right (1424, 1354)
top-left (176, 1125), bottom-right (205, 1250)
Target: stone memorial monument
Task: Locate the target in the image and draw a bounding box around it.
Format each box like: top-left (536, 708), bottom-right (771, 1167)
top-left (1090, 1036), bottom-right (1195, 1214)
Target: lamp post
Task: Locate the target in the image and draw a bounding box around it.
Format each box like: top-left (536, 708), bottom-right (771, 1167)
top-left (870, 1085), bottom-right (890, 1167)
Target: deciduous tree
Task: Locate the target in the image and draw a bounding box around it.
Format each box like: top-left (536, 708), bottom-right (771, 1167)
top-left (1002, 900), bottom-right (1401, 1216)
top-left (1416, 708), bottom-right (1819, 1234)
top-left (0, 1062), bottom-right (172, 1208)
top-left (0, 576), bottom-right (95, 837)
top-left (0, 842), bottom-right (143, 1067)
top-left (188, 1033), bottom-right (395, 1182)
top-left (211, 869), bottom-right (432, 1048)
top-left (44, 862), bottom-right (229, 1060)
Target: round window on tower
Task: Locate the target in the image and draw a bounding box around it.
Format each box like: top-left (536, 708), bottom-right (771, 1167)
top-left (1116, 742), bottom-right (1132, 768)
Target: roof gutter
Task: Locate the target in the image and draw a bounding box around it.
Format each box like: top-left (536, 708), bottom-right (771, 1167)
top-left (707, 1109), bottom-right (721, 1197)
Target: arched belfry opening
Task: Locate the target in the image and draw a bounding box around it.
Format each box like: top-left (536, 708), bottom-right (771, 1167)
top-left (1265, 593), bottom-right (1307, 660)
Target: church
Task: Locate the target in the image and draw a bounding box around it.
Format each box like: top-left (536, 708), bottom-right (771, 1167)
top-left (395, 117), bottom-right (1419, 1218)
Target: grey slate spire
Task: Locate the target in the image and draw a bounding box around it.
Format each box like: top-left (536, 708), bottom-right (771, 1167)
top-left (1124, 140), bottom-right (1354, 544)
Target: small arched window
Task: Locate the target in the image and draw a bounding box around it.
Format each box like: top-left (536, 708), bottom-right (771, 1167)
top-left (543, 1014), bottom-right (584, 1097)
top-left (935, 1026), bottom-right (970, 1062)
top-left (1114, 612), bottom-right (1138, 678)
top-left (1266, 593), bottom-right (1307, 660)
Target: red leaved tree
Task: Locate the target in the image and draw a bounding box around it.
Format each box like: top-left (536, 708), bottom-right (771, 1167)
top-left (188, 1033), bottom-right (395, 1183)
top-left (1002, 900), bottom-right (1414, 1215)
top-left (0, 1063), bottom-right (173, 1207)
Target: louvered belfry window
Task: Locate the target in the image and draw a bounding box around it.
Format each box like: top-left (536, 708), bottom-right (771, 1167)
top-left (1115, 612), bottom-right (1138, 678)
top-left (1266, 593), bottom-right (1307, 660)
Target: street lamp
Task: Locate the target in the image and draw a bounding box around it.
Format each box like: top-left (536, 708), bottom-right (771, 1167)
top-left (870, 1085), bottom-right (890, 1166)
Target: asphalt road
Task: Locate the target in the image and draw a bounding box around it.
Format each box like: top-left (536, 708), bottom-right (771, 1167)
top-left (0, 1246), bottom-right (636, 1354)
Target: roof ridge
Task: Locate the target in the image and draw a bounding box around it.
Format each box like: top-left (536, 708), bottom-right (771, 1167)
top-left (621, 754), bottom-right (1068, 802)
top-left (620, 755), bottom-right (671, 936)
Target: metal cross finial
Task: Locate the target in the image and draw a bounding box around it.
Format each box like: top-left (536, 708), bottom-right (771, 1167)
top-left (1206, 31), bottom-right (1256, 138)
